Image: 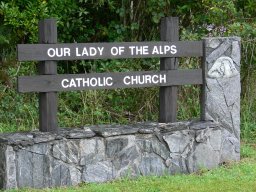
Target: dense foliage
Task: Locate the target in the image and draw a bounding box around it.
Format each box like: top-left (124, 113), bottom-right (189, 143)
top-left (0, 0), bottom-right (255, 138)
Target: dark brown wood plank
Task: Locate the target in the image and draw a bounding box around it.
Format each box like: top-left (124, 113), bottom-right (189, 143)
top-left (200, 39), bottom-right (207, 121)
top-left (38, 19), bottom-right (58, 132)
top-left (159, 17), bottom-right (179, 123)
top-left (17, 41), bottom-right (203, 61)
top-left (17, 69), bottom-right (202, 92)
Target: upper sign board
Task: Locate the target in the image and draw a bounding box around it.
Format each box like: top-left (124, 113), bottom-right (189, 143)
top-left (17, 41), bottom-right (203, 61)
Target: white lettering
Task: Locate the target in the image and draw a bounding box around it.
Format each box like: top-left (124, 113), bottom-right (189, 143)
top-left (83, 78), bottom-right (89, 86)
top-left (98, 77), bottom-right (103, 86)
top-left (159, 74), bottom-right (166, 83)
top-left (61, 77), bottom-right (114, 88)
top-left (152, 75), bottom-right (159, 84)
top-left (76, 47), bottom-right (105, 57)
top-left (143, 46), bottom-right (149, 55)
top-left (170, 45), bottom-right (177, 54)
top-left (164, 45), bottom-right (171, 54)
top-left (47, 48), bottom-right (71, 58)
top-left (138, 76), bottom-right (144, 84)
top-left (123, 76), bottom-right (130, 85)
top-left (129, 46), bottom-right (135, 55)
top-left (60, 74), bottom-right (167, 89)
top-left (89, 47), bottom-right (97, 56)
top-left (136, 46), bottom-right (143, 55)
top-left (131, 75), bottom-right (138, 85)
top-left (119, 46), bottom-right (125, 55)
top-left (63, 48), bottom-right (71, 57)
top-left (145, 75), bottom-right (152, 84)
top-left (61, 79), bottom-right (69, 88)
top-left (122, 74), bottom-right (166, 86)
top-left (76, 78), bottom-right (82, 87)
top-left (69, 79), bottom-right (76, 87)
top-left (47, 48), bottom-right (55, 57)
top-left (55, 48), bottom-right (63, 57)
top-left (152, 46), bottom-right (159, 54)
top-left (106, 77), bottom-right (113, 86)
top-left (152, 45), bottom-right (177, 55)
top-left (159, 46), bottom-right (164, 54)
top-left (98, 47), bottom-right (104, 55)
top-left (82, 47), bottom-right (89, 56)
top-left (111, 47), bottom-right (119, 56)
top-left (76, 47), bottom-right (81, 56)
top-left (129, 46), bottom-right (149, 55)
top-left (110, 46), bottom-right (125, 56)
top-left (90, 78), bottom-right (97, 87)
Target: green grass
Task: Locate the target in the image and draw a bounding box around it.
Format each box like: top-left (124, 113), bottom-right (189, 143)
top-left (4, 143), bottom-right (256, 192)
top-left (0, 123), bottom-right (32, 133)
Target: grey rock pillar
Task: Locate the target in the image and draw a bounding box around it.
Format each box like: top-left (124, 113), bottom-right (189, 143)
top-left (203, 37), bottom-right (241, 141)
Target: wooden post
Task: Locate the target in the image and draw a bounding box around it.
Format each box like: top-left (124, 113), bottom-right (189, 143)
top-left (38, 19), bottom-right (58, 132)
top-left (200, 39), bottom-right (206, 121)
top-left (159, 17), bottom-right (179, 123)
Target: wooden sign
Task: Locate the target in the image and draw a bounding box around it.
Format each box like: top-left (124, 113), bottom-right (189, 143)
top-left (17, 41), bottom-right (203, 61)
top-left (16, 17), bottom-right (206, 132)
top-left (18, 69), bottom-right (202, 92)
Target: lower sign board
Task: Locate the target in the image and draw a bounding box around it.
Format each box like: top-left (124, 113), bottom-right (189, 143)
top-left (18, 69), bottom-right (202, 93)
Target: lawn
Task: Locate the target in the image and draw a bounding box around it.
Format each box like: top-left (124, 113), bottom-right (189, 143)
top-left (5, 142), bottom-right (256, 192)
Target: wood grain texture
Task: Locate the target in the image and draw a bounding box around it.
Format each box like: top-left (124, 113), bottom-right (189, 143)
top-left (200, 39), bottom-right (207, 121)
top-left (17, 41), bottom-right (203, 61)
top-left (159, 17), bottom-right (179, 123)
top-left (17, 17), bottom-right (204, 127)
top-left (38, 19), bottom-right (58, 132)
top-left (18, 69), bottom-right (203, 92)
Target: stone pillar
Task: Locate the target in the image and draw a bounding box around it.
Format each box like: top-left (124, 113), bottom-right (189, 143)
top-left (203, 37), bottom-right (241, 160)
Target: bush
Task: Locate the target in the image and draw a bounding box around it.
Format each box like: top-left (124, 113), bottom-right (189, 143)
top-left (0, 1), bottom-right (255, 139)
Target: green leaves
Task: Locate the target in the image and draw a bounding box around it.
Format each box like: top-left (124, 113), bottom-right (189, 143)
top-left (0, 0), bottom-right (255, 131)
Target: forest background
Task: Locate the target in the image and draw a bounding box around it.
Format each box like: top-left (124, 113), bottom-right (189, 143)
top-left (0, 0), bottom-right (255, 141)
